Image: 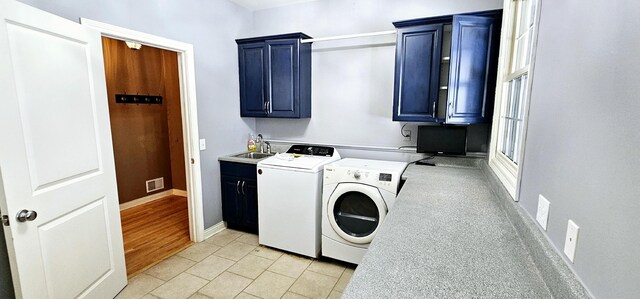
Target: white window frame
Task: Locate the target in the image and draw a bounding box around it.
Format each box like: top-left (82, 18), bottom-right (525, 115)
top-left (488, 0), bottom-right (542, 199)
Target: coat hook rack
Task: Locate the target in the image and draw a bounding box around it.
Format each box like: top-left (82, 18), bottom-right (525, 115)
top-left (115, 93), bottom-right (162, 105)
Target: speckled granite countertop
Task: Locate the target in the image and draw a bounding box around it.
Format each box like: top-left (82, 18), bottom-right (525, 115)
top-left (342, 162), bottom-right (552, 298)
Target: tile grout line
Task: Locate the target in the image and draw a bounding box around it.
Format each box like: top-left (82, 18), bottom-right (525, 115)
top-left (134, 230), bottom-right (350, 299)
top-left (145, 230), bottom-right (247, 298)
top-left (284, 260), bottom-right (312, 299)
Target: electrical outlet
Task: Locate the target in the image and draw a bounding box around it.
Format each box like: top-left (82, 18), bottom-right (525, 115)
top-left (536, 194), bottom-right (550, 230)
top-left (199, 139), bottom-right (206, 151)
top-left (563, 220), bottom-right (580, 263)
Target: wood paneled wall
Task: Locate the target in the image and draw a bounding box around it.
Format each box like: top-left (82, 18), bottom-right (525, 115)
top-left (102, 37), bottom-right (186, 204)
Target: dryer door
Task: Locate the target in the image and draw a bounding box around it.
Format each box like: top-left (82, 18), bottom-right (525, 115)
top-left (327, 183), bottom-right (387, 244)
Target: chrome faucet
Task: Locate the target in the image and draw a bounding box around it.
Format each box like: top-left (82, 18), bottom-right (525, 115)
top-left (256, 134), bottom-right (271, 154)
top-left (256, 134), bottom-right (264, 153)
top-left (264, 141), bottom-right (271, 154)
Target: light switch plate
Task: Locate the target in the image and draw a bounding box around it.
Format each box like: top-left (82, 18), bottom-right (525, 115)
top-left (564, 219), bottom-right (580, 262)
top-left (536, 195), bottom-right (550, 230)
top-left (199, 139), bottom-right (206, 151)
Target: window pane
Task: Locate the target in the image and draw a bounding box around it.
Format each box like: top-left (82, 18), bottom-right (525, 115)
top-left (518, 75), bottom-right (528, 119)
top-left (510, 77), bottom-right (522, 118)
top-left (517, 0), bottom-right (528, 37)
top-left (501, 75), bottom-right (527, 163)
top-left (525, 29), bottom-right (534, 65)
top-left (529, 0), bottom-right (537, 27)
top-left (513, 120), bottom-right (522, 163)
top-left (501, 118), bottom-right (512, 156)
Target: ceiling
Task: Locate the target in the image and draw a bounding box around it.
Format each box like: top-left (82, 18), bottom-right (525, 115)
top-left (229, 0), bottom-right (322, 11)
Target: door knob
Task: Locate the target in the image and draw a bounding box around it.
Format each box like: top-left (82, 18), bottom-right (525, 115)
top-left (16, 210), bottom-right (37, 222)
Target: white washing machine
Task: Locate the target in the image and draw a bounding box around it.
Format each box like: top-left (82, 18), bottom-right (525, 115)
top-left (257, 145), bottom-right (340, 258)
top-left (322, 158), bottom-right (408, 264)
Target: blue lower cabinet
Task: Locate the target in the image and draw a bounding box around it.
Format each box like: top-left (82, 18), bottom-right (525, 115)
top-left (237, 33), bottom-right (311, 118)
top-left (220, 162), bottom-right (258, 233)
top-left (392, 10), bottom-right (502, 124)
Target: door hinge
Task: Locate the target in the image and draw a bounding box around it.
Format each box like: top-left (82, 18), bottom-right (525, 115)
top-left (1, 215), bottom-right (9, 226)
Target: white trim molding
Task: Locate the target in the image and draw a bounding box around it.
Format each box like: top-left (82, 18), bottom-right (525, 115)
top-left (173, 189), bottom-right (188, 197)
top-left (119, 190), bottom-right (173, 210)
top-left (119, 189), bottom-right (189, 210)
top-left (203, 222), bottom-right (227, 240)
top-left (488, 0), bottom-right (542, 201)
top-left (81, 18), bottom-right (205, 242)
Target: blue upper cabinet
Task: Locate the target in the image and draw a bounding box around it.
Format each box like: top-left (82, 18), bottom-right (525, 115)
top-left (238, 42), bottom-right (267, 117)
top-left (446, 14), bottom-right (501, 124)
top-left (392, 10), bottom-right (501, 124)
top-left (237, 33), bottom-right (311, 118)
top-left (392, 24), bottom-right (443, 122)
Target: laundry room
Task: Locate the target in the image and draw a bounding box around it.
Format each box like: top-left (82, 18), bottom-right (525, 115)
top-left (1, 0), bottom-right (638, 299)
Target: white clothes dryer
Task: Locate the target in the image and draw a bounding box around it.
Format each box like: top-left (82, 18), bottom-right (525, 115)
top-left (322, 158), bottom-right (407, 264)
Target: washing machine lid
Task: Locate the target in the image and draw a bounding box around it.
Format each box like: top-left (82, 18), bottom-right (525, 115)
top-left (259, 154), bottom-right (340, 171)
top-left (327, 183), bottom-right (387, 244)
top-left (259, 145), bottom-right (341, 171)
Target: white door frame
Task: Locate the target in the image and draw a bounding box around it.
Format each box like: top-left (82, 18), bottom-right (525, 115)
top-left (80, 19), bottom-right (205, 242)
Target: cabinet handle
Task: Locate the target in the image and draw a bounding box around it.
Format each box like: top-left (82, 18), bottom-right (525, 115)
top-left (236, 180), bottom-right (241, 195)
top-left (241, 181), bottom-right (246, 195)
top-left (432, 101), bottom-right (436, 118)
top-left (268, 100), bottom-right (272, 114)
top-left (263, 101), bottom-right (268, 114)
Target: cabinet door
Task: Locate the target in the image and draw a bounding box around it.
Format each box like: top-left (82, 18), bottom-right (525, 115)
top-left (221, 175), bottom-right (243, 226)
top-left (393, 24), bottom-right (443, 122)
top-left (238, 42), bottom-right (268, 117)
top-left (265, 39), bottom-right (299, 118)
top-left (242, 179), bottom-right (259, 233)
top-left (446, 15), bottom-right (500, 124)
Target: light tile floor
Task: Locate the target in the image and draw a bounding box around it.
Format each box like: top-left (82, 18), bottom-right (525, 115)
top-left (116, 229), bottom-right (356, 299)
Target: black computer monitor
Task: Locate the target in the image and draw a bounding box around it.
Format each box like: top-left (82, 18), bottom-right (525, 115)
top-left (417, 125), bottom-right (467, 155)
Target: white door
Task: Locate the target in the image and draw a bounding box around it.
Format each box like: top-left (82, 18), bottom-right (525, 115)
top-left (0, 0), bottom-right (127, 298)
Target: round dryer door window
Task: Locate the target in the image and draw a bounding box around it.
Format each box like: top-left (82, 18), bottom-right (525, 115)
top-left (327, 183), bottom-right (387, 244)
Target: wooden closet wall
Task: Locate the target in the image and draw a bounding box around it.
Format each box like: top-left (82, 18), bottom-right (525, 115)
top-left (101, 37), bottom-right (186, 204)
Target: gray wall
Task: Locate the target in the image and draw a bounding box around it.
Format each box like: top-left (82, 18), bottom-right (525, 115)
top-left (250, 0), bottom-right (502, 149)
top-left (16, 0), bottom-right (256, 229)
top-left (518, 1), bottom-right (640, 298)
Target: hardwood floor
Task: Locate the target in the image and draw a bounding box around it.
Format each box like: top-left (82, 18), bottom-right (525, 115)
top-left (120, 195), bottom-right (192, 277)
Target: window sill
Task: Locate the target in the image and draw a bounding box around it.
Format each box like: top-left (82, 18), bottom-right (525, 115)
top-left (488, 153), bottom-right (518, 199)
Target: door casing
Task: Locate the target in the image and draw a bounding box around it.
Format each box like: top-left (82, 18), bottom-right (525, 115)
top-left (81, 18), bottom-right (205, 242)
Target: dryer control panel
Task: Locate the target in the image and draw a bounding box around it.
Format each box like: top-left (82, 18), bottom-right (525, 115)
top-left (378, 173), bottom-right (393, 182)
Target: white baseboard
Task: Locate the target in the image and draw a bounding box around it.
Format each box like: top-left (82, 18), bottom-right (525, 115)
top-left (173, 189), bottom-right (188, 197)
top-left (203, 222), bottom-right (227, 240)
top-left (120, 188), bottom-right (189, 210)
